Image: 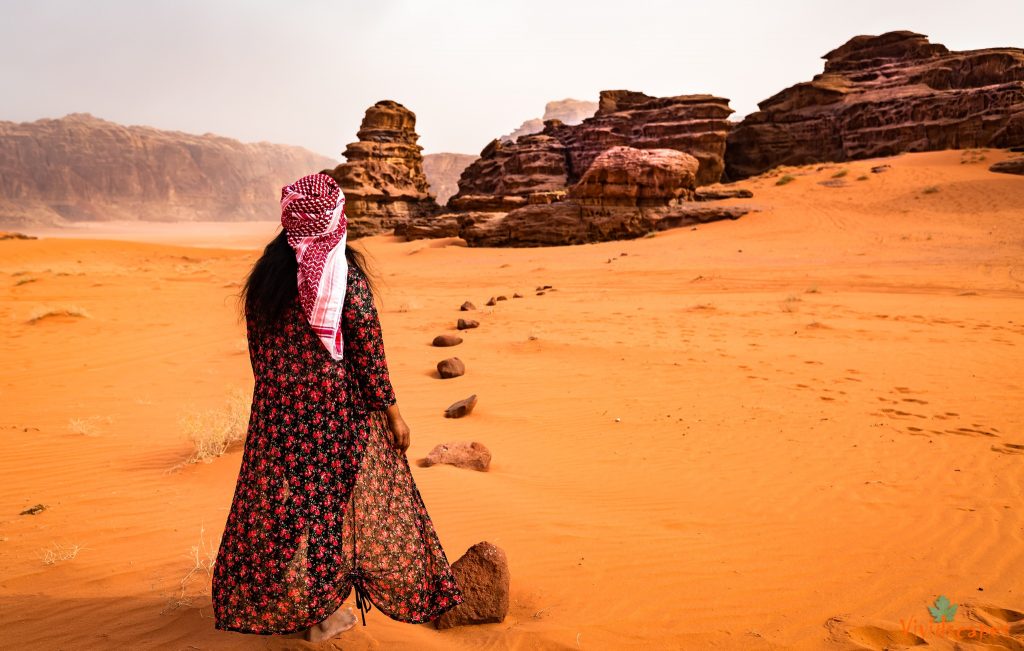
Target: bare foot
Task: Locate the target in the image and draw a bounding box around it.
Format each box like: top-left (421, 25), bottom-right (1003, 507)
top-left (304, 605), bottom-right (357, 642)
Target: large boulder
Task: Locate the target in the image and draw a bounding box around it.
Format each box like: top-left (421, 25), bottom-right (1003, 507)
top-left (435, 542), bottom-right (510, 628)
top-left (725, 31), bottom-right (1024, 179)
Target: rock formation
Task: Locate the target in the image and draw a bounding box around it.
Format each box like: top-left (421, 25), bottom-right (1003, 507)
top-left (501, 98), bottom-right (598, 142)
top-left (423, 153), bottom-right (477, 205)
top-left (0, 113), bottom-right (336, 227)
top-left (322, 100), bottom-right (440, 237)
top-left (410, 146), bottom-right (752, 247)
top-left (726, 31), bottom-right (1024, 179)
top-left (450, 90), bottom-right (734, 212)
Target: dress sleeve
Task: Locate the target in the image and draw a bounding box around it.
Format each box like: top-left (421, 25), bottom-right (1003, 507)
top-left (342, 266), bottom-right (397, 411)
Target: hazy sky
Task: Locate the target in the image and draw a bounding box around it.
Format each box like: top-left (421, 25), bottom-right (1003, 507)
top-left (2, 1), bottom-right (1022, 160)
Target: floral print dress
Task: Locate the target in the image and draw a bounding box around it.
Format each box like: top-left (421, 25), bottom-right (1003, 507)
top-left (212, 265), bottom-right (463, 635)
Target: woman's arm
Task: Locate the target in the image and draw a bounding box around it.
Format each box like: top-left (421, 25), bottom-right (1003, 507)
top-left (342, 267), bottom-right (409, 451)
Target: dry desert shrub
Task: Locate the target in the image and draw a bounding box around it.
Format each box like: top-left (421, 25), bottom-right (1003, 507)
top-left (27, 305), bottom-right (91, 324)
top-left (831, 169), bottom-right (848, 178)
top-left (179, 389), bottom-right (251, 465)
top-left (41, 542), bottom-right (82, 565)
top-left (164, 525), bottom-right (220, 613)
top-left (67, 416), bottom-right (111, 436)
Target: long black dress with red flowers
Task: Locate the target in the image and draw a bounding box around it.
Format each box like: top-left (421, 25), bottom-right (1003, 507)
top-left (212, 265), bottom-right (463, 635)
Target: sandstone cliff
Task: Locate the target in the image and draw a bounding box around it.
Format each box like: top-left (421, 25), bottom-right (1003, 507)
top-left (725, 31), bottom-right (1024, 179)
top-left (422, 153), bottom-right (477, 205)
top-left (501, 98), bottom-right (599, 142)
top-left (322, 100), bottom-right (440, 237)
top-left (0, 113), bottom-right (336, 226)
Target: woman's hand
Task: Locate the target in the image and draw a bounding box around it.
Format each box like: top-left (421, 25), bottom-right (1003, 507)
top-left (385, 404), bottom-right (410, 453)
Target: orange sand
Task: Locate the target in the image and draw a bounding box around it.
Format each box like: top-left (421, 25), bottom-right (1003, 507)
top-left (1, 149), bottom-right (1022, 650)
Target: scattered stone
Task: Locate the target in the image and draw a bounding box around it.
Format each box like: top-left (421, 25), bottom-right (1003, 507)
top-left (871, 165), bottom-right (891, 174)
top-left (513, 293), bottom-right (523, 298)
top-left (536, 291), bottom-right (546, 296)
top-left (20, 504), bottom-right (46, 515)
top-left (542, 285), bottom-right (553, 290)
top-left (989, 158), bottom-right (1024, 176)
top-left (460, 301), bottom-right (475, 311)
top-left (435, 542), bottom-right (510, 628)
top-left (496, 295), bottom-right (508, 301)
top-left (432, 334), bottom-right (463, 347)
top-left (420, 441), bottom-right (491, 471)
top-left (485, 297), bottom-right (497, 306)
top-left (444, 394), bottom-right (478, 418)
top-left (457, 318), bottom-right (479, 330)
top-left (436, 357), bottom-right (466, 379)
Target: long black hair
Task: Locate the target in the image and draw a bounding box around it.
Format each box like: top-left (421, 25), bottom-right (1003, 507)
top-left (242, 230), bottom-right (376, 328)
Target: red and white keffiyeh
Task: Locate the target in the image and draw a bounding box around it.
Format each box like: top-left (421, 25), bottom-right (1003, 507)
top-left (280, 173), bottom-right (348, 360)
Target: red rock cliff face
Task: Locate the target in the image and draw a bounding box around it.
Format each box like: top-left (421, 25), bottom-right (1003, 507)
top-left (450, 90), bottom-right (733, 210)
top-left (0, 113), bottom-right (336, 226)
top-left (322, 100), bottom-right (440, 238)
top-left (725, 31), bottom-right (1024, 179)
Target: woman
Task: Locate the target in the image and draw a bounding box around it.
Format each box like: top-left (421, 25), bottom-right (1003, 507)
top-left (212, 173), bottom-right (463, 642)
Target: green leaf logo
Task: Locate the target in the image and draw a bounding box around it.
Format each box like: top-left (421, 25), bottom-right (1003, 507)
top-left (927, 595), bottom-right (958, 623)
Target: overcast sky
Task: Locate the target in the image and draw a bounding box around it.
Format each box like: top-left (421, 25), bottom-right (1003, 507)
top-left (1, 1), bottom-right (1021, 160)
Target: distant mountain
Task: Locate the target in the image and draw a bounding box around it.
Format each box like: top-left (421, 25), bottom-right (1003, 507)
top-left (0, 113), bottom-right (336, 226)
top-left (502, 99), bottom-right (599, 142)
top-left (422, 153), bottom-right (477, 205)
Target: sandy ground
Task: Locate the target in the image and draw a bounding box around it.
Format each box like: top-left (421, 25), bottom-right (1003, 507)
top-left (1, 149), bottom-right (1022, 650)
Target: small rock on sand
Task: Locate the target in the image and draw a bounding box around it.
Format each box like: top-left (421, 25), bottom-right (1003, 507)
top-left (460, 301), bottom-right (475, 311)
top-left (486, 297), bottom-right (497, 306)
top-left (19, 504), bottom-right (46, 515)
top-left (457, 318), bottom-right (479, 330)
top-left (989, 158), bottom-right (1024, 176)
top-left (871, 165), bottom-right (891, 173)
top-left (432, 334), bottom-right (463, 347)
top-left (437, 357), bottom-right (466, 379)
top-left (496, 295), bottom-right (507, 301)
top-left (513, 293), bottom-right (523, 298)
top-left (445, 394), bottom-right (478, 418)
top-left (436, 541), bottom-right (510, 628)
top-left (419, 440), bottom-right (491, 471)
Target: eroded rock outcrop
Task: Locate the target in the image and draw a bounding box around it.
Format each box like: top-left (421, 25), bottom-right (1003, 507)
top-left (450, 90), bottom-right (734, 212)
top-left (322, 101), bottom-right (440, 237)
top-left (454, 147), bottom-right (750, 247)
top-left (0, 113), bottom-right (336, 227)
top-left (726, 31), bottom-right (1024, 179)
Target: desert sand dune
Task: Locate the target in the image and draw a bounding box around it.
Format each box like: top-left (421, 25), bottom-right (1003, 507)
top-left (1, 149), bottom-right (1022, 650)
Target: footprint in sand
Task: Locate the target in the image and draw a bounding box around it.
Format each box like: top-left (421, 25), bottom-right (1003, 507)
top-left (963, 602), bottom-right (1024, 638)
top-left (991, 442), bottom-right (1024, 455)
top-left (825, 615), bottom-right (926, 649)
